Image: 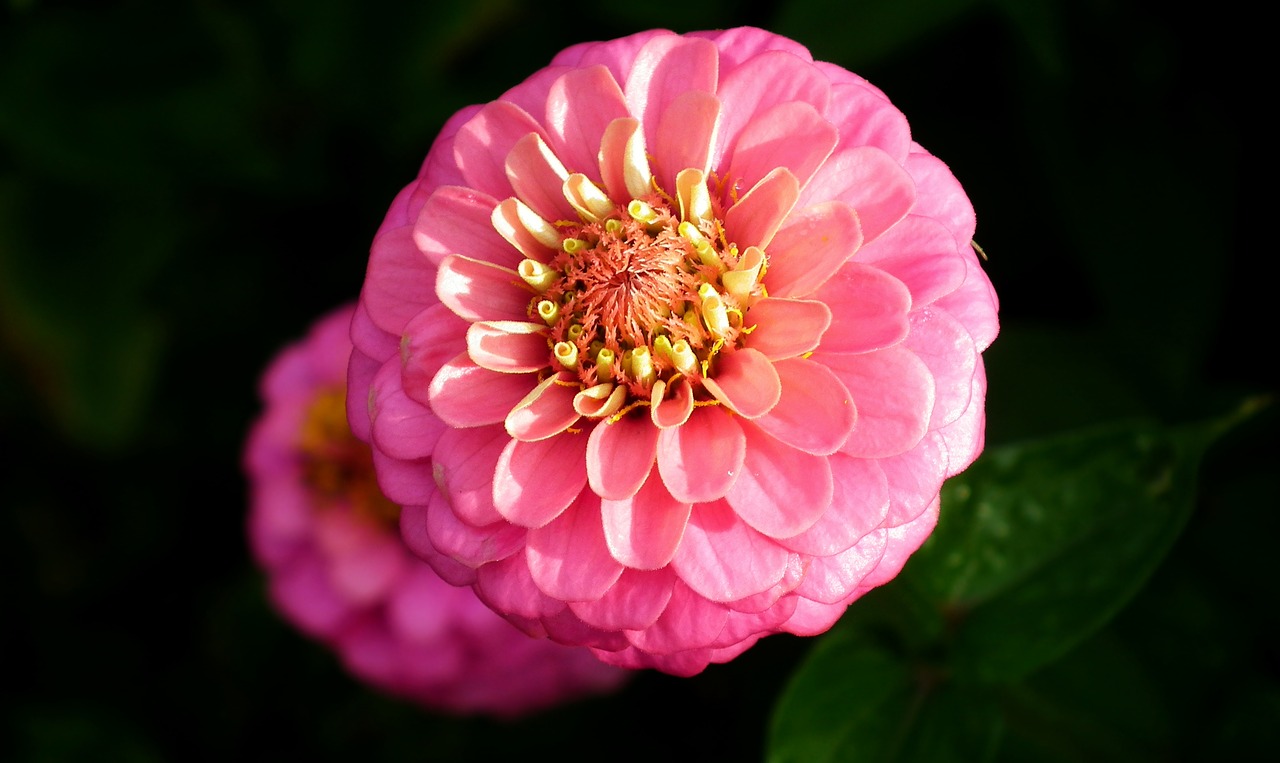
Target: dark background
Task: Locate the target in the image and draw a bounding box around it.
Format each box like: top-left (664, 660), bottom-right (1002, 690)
top-left (2, 0), bottom-right (1273, 760)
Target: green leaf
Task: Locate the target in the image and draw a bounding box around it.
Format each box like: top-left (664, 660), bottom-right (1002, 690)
top-left (903, 413), bottom-right (1243, 682)
top-left (768, 628), bottom-right (1002, 763)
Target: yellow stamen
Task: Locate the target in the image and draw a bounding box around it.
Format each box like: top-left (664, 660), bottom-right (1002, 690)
top-left (596, 347), bottom-right (616, 380)
top-left (630, 346), bottom-right (656, 388)
top-left (536, 299), bottom-right (559, 325)
top-left (519, 259), bottom-right (557, 292)
top-left (698, 283), bottom-right (730, 339)
top-left (554, 341), bottom-right (578, 369)
top-left (563, 237), bottom-right (588, 254)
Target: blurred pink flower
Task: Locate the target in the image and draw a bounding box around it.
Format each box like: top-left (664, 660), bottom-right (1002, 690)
top-left (245, 304), bottom-right (628, 715)
top-left (350, 28), bottom-right (998, 675)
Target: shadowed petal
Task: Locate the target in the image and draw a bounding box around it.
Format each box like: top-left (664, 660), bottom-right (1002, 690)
top-left (401, 303), bottom-right (469, 405)
top-left (754, 358), bottom-right (855, 456)
top-left (793, 529), bottom-right (888, 604)
top-left (624, 581), bottom-right (728, 655)
top-left (370, 359), bottom-right (445, 461)
top-left (859, 497), bottom-right (939, 588)
top-left (601, 468), bottom-right (691, 569)
top-left (505, 133), bottom-right (575, 223)
top-left (765, 201), bottom-right (863, 298)
top-left (657, 405), bottom-right (745, 503)
top-left (425, 490), bottom-right (525, 567)
top-left (431, 424), bottom-right (510, 526)
top-left (624, 35), bottom-right (719, 146)
top-left (527, 491), bottom-right (625, 601)
top-left (587, 414), bottom-right (660, 500)
top-left (702, 347), bottom-right (781, 418)
top-left (493, 434), bottom-right (589, 528)
top-left (725, 421), bottom-right (833, 539)
top-left (475, 554), bottom-right (566, 620)
top-left (363, 226), bottom-right (437, 335)
top-left (569, 567), bottom-right (677, 631)
top-left (671, 500), bottom-right (789, 603)
top-left (653, 90), bottom-right (721, 195)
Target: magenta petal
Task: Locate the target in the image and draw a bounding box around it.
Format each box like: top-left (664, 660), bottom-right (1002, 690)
top-left (765, 201), bottom-right (863, 298)
top-left (505, 372), bottom-right (581, 441)
top-left (722, 167), bottom-right (800, 250)
top-left (425, 489), bottom-right (525, 567)
top-left (781, 595), bottom-right (850, 638)
top-left (505, 133), bottom-right (575, 223)
top-left (493, 434), bottom-right (589, 528)
top-left (702, 347), bottom-right (781, 419)
top-left (878, 431), bottom-right (947, 527)
top-left (369, 359), bottom-right (445, 461)
top-left (793, 529), bottom-right (888, 604)
top-left (905, 308), bottom-right (976, 429)
top-left (856, 215), bottom-right (965, 308)
top-left (413, 185), bottom-right (514, 267)
top-left (466, 321), bottom-right (550, 374)
top-left (936, 364), bottom-right (987, 477)
top-left (778, 453), bottom-right (889, 556)
top-left (671, 500), bottom-right (789, 603)
top-left (624, 581), bottom-right (728, 655)
top-left (936, 251), bottom-right (1000, 352)
top-left (905, 149), bottom-right (976, 247)
top-left (452, 100), bottom-right (545, 199)
top-left (822, 346), bottom-right (935, 459)
top-left (474, 554), bottom-right (566, 620)
top-left (569, 567), bottom-right (677, 631)
top-left (598, 117), bottom-right (644, 202)
top-left (653, 90), bottom-right (721, 193)
top-left (428, 354), bottom-right (534, 428)
top-left (371, 449), bottom-right (435, 507)
top-left (624, 35), bottom-right (719, 146)
top-left (824, 79), bottom-right (912, 163)
top-left (345, 349), bottom-right (380, 442)
top-left (399, 502), bottom-right (476, 586)
top-left (812, 262), bottom-right (912, 354)
top-left (860, 496), bottom-right (939, 588)
top-left (714, 50), bottom-right (830, 167)
top-left (725, 421), bottom-right (833, 539)
top-left (545, 64), bottom-right (629, 179)
top-left (754, 358), bottom-right (854, 456)
top-left (436, 254), bottom-right (533, 323)
top-left (657, 406), bottom-right (745, 503)
top-left (587, 414), bottom-right (660, 500)
top-left (799, 146), bottom-right (915, 244)
top-left (727, 101), bottom-right (837, 192)
top-left (362, 226), bottom-right (437, 335)
top-left (600, 467), bottom-right (691, 569)
top-left (431, 424), bottom-right (510, 526)
top-left (526, 491), bottom-right (624, 601)
top-left (401, 303), bottom-right (470, 405)
top-left (742, 298), bottom-right (831, 360)
top-left (349, 300), bottom-right (398, 366)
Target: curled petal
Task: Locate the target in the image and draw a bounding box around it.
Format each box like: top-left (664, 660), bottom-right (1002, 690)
top-left (650, 376), bottom-right (694, 429)
top-left (702, 347), bottom-right (781, 419)
top-left (754, 358), bottom-right (855, 456)
top-left (491, 198), bottom-right (557, 262)
top-left (601, 468), bottom-right (692, 569)
top-left (574, 383), bottom-right (627, 419)
top-left (657, 405), bottom-right (745, 503)
top-left (527, 491), bottom-right (625, 601)
top-left (493, 433), bottom-right (589, 528)
top-left (725, 421), bottom-right (833, 539)
top-left (587, 414), bottom-right (660, 500)
top-left (599, 117), bottom-right (651, 202)
top-left (765, 201), bottom-right (863, 298)
top-left (671, 500), bottom-right (789, 603)
top-left (505, 372), bottom-right (581, 441)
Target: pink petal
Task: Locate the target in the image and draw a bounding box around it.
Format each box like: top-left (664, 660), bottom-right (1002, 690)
top-left (431, 424), bottom-right (510, 526)
top-left (369, 359), bottom-right (445, 461)
top-left (656, 405), bottom-right (745, 503)
top-left (493, 434), bottom-right (589, 528)
top-left (600, 467), bottom-right (692, 569)
top-left (702, 347), bottom-right (781, 419)
top-left (348, 302), bottom-right (396, 373)
top-left (270, 555), bottom-right (353, 639)
top-left (727, 553), bottom-right (805, 613)
top-left (935, 363), bottom-right (987, 477)
top-left (904, 307), bottom-right (977, 429)
top-left (552, 29), bottom-right (672, 83)
top-left (859, 496), bottom-right (939, 588)
top-left (428, 353), bottom-right (535, 428)
top-left (540, 608), bottom-right (631, 652)
top-left (544, 64), bottom-right (630, 179)
top-left (345, 349), bottom-right (380, 442)
top-left (569, 567), bottom-right (677, 631)
top-left (587, 413), bottom-right (660, 500)
top-left (713, 598), bottom-right (798, 648)
top-left (742, 298), bottom-right (831, 360)
top-left (371, 449), bottom-right (434, 507)
top-left (722, 167), bottom-right (800, 250)
top-left (505, 372), bottom-right (581, 441)
top-left (598, 117), bottom-right (644, 202)
top-left (824, 78), bottom-right (912, 163)
top-left (726, 101), bottom-right (837, 192)
top-left (812, 262), bottom-right (912, 354)
top-left (764, 201), bottom-right (863, 298)
top-left (650, 376), bottom-right (694, 429)
top-left (623, 581), bottom-right (728, 655)
top-left (425, 489), bottom-right (525, 567)
top-left (697, 27), bottom-right (814, 72)
top-left (754, 357), bottom-right (855, 456)
top-left (490, 198), bottom-right (556, 263)
top-left (412, 185), bottom-right (514, 267)
top-left (878, 431), bottom-right (947, 527)
top-left (362, 226), bottom-right (437, 335)
top-left (436, 254), bottom-right (533, 323)
top-left (474, 554), bottom-right (566, 620)
top-left (799, 146), bottom-right (915, 244)
top-left (714, 50), bottom-right (831, 169)
top-left (624, 35), bottom-right (719, 147)
top-left (671, 500), bottom-right (789, 602)
top-left (466, 320), bottom-right (551, 373)
top-left (505, 132), bottom-right (575, 223)
top-left (653, 90), bottom-right (721, 194)
top-left (780, 595), bottom-right (851, 637)
top-left (858, 216), bottom-right (965, 308)
top-left (452, 100), bottom-right (545, 199)
top-left (821, 346), bottom-right (936, 459)
top-left (777, 453), bottom-right (890, 556)
top-left (905, 149), bottom-right (976, 247)
top-left (725, 421), bottom-right (833, 539)
top-left (400, 303), bottom-right (470, 405)
top-left (793, 529), bottom-right (888, 604)
top-left (935, 251), bottom-right (1000, 352)
top-left (527, 490), bottom-right (625, 601)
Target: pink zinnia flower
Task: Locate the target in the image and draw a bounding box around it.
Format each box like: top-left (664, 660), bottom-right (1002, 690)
top-left (245, 304), bottom-right (628, 715)
top-left (350, 28), bottom-right (998, 675)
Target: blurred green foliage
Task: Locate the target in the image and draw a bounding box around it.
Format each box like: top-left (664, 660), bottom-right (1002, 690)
top-left (2, 0), bottom-right (1271, 761)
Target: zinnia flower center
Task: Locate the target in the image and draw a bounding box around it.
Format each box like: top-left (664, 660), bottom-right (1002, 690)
top-left (298, 387), bottom-right (400, 528)
top-left (519, 181), bottom-right (766, 412)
